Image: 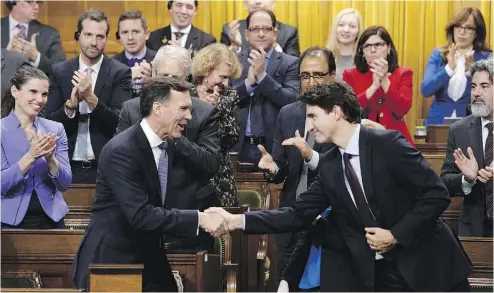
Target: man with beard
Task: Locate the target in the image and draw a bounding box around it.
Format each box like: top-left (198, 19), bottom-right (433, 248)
top-left (147, 0), bottom-right (215, 53)
top-left (43, 9), bottom-right (132, 184)
top-left (441, 56), bottom-right (494, 237)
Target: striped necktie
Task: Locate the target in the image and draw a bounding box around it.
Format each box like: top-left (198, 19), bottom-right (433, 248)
top-left (158, 142), bottom-right (168, 206)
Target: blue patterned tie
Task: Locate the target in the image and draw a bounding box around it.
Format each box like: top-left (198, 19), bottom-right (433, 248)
top-left (158, 142), bottom-right (168, 206)
top-left (128, 57), bottom-right (144, 67)
top-left (15, 24), bottom-right (27, 40)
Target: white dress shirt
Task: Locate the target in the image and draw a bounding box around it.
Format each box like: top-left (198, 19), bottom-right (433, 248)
top-left (462, 117), bottom-right (493, 194)
top-left (9, 15), bottom-right (40, 67)
top-left (170, 24), bottom-right (192, 48)
top-left (140, 118), bottom-right (200, 234)
top-left (339, 124), bottom-right (382, 260)
top-left (69, 54), bottom-right (104, 161)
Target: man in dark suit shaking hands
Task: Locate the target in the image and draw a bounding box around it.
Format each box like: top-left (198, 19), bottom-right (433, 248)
top-left (208, 82), bottom-right (472, 291)
top-left (43, 9), bottom-right (132, 184)
top-left (72, 76), bottom-right (227, 292)
top-left (441, 57), bottom-right (493, 237)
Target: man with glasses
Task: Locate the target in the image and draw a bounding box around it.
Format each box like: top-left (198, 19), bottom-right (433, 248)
top-left (1, 0), bottom-right (65, 75)
top-left (231, 9), bottom-right (299, 166)
top-left (113, 10), bottom-right (156, 98)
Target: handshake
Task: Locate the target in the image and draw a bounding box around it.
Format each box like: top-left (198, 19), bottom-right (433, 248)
top-left (198, 208), bottom-right (244, 238)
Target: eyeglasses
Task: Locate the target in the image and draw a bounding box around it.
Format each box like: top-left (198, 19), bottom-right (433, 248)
top-left (299, 72), bottom-right (331, 83)
top-left (247, 26), bottom-right (275, 34)
top-left (155, 72), bottom-right (182, 79)
top-left (454, 24), bottom-right (476, 34)
top-left (362, 42), bottom-right (387, 52)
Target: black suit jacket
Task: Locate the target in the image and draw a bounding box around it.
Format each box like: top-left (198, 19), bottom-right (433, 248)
top-left (43, 56), bottom-right (132, 160)
top-left (147, 25), bottom-right (216, 53)
top-left (1, 48), bottom-right (29, 100)
top-left (1, 17), bottom-right (66, 75)
top-left (116, 97), bottom-right (221, 252)
top-left (221, 20), bottom-right (300, 57)
top-left (231, 49), bottom-right (299, 154)
top-left (244, 127), bottom-right (472, 291)
top-left (112, 48), bottom-right (157, 66)
top-left (441, 115), bottom-right (489, 236)
top-left (71, 123), bottom-right (200, 292)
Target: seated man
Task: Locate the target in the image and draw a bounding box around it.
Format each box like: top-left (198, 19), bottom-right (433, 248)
top-left (221, 0), bottom-right (300, 57)
top-left (147, 0), bottom-right (215, 53)
top-left (117, 44), bottom-right (221, 253)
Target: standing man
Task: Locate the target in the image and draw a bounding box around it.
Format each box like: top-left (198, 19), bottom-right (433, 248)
top-left (1, 0), bottom-right (66, 75)
top-left (72, 76), bottom-right (227, 292)
top-left (441, 57), bottom-right (494, 237)
top-left (208, 82), bottom-right (472, 291)
top-left (221, 0), bottom-right (300, 57)
top-left (1, 48), bottom-right (29, 99)
top-left (231, 9), bottom-right (299, 166)
top-left (113, 10), bottom-right (156, 98)
top-left (43, 9), bottom-right (132, 184)
top-left (147, 0), bottom-right (216, 53)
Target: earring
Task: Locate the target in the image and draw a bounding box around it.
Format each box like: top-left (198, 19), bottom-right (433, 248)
top-left (204, 77), bottom-right (208, 83)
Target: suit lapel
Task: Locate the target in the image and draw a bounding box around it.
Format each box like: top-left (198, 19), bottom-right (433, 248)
top-left (185, 26), bottom-right (199, 51)
top-left (238, 51), bottom-right (250, 79)
top-left (331, 150), bottom-right (361, 220)
top-left (468, 117), bottom-right (485, 168)
top-left (135, 124), bottom-right (161, 199)
top-left (358, 127), bottom-right (382, 223)
top-left (1, 18), bottom-right (9, 48)
top-left (163, 26), bottom-right (172, 45)
top-left (94, 56), bottom-right (110, 98)
top-left (266, 50), bottom-right (282, 77)
top-left (26, 20), bottom-right (39, 41)
top-left (1, 53), bottom-right (5, 72)
top-left (292, 102), bottom-right (306, 172)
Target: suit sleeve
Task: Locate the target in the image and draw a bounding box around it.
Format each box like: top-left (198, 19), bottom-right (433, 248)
top-left (420, 49), bottom-right (451, 98)
top-left (256, 57), bottom-right (300, 108)
top-left (90, 67), bottom-right (132, 137)
top-left (440, 124), bottom-right (466, 197)
top-left (220, 24), bottom-right (232, 46)
top-left (244, 171), bottom-right (330, 234)
top-left (268, 107), bottom-right (289, 184)
top-left (102, 145), bottom-right (199, 234)
top-left (174, 106), bottom-right (221, 177)
top-left (384, 68), bottom-right (413, 117)
top-left (37, 31), bottom-right (66, 75)
top-left (386, 131), bottom-right (451, 248)
top-left (282, 27), bottom-right (300, 57)
top-left (280, 230), bottom-right (312, 290)
top-left (48, 124), bottom-right (72, 191)
top-left (116, 100), bottom-right (132, 135)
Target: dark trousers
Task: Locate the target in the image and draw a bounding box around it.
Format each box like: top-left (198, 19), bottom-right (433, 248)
top-left (239, 143), bottom-right (262, 166)
top-left (375, 259), bottom-right (471, 292)
top-left (71, 161), bottom-right (97, 184)
top-left (276, 231), bottom-right (300, 279)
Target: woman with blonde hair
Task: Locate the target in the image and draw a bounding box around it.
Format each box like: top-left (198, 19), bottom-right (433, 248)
top-left (421, 7), bottom-right (491, 124)
top-left (326, 8), bottom-right (364, 80)
top-left (192, 43), bottom-right (242, 207)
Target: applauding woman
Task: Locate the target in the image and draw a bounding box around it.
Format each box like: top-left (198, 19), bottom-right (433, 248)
top-left (192, 44), bottom-right (242, 207)
top-left (1, 66), bottom-right (72, 229)
top-left (343, 26), bottom-right (414, 145)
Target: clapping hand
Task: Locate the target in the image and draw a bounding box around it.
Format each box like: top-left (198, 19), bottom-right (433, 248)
top-left (447, 43), bottom-right (458, 70)
top-left (477, 163), bottom-right (493, 184)
top-left (248, 47), bottom-right (267, 81)
top-left (453, 147), bottom-right (479, 183)
top-left (7, 31), bottom-right (39, 61)
top-left (131, 60), bottom-right (152, 83)
top-left (27, 130), bottom-right (57, 160)
top-left (228, 20), bottom-right (242, 47)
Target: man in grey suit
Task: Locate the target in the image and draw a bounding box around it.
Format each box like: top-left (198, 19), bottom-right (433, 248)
top-left (441, 57), bottom-right (494, 237)
top-left (117, 44), bottom-right (221, 253)
top-left (1, 1), bottom-right (66, 76)
top-left (221, 0), bottom-right (300, 57)
top-left (1, 48), bottom-right (29, 100)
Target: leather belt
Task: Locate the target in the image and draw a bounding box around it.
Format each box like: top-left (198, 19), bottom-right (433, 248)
top-left (244, 136), bottom-right (266, 145)
top-left (71, 160), bottom-right (97, 169)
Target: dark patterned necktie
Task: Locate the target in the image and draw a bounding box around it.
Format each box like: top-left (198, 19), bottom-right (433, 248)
top-left (485, 122), bottom-right (493, 218)
top-left (15, 24), bottom-right (27, 39)
top-left (174, 32), bottom-right (184, 41)
top-left (158, 142), bottom-right (168, 206)
top-left (128, 57), bottom-right (144, 67)
top-left (343, 153), bottom-right (379, 227)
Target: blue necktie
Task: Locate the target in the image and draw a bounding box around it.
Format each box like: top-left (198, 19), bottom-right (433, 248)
top-left (128, 57), bottom-right (144, 67)
top-left (299, 206), bottom-right (332, 290)
top-left (158, 142), bottom-right (168, 206)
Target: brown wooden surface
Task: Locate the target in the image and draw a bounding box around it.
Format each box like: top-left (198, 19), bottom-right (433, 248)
top-left (1, 289), bottom-right (82, 292)
top-left (89, 264), bottom-right (143, 292)
top-left (426, 124), bottom-right (450, 144)
top-left (460, 237), bottom-right (493, 279)
top-left (1, 230), bottom-right (220, 291)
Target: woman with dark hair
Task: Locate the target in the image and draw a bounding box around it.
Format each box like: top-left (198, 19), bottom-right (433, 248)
top-left (191, 43), bottom-right (242, 207)
top-left (421, 7), bottom-right (491, 125)
top-left (1, 66), bottom-right (72, 229)
top-left (343, 25), bottom-right (414, 145)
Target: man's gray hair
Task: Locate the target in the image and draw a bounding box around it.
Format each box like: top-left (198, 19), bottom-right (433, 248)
top-left (471, 55), bottom-right (493, 83)
top-left (152, 44), bottom-right (192, 74)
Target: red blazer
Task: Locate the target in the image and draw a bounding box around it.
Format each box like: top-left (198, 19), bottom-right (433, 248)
top-left (343, 67), bottom-right (414, 146)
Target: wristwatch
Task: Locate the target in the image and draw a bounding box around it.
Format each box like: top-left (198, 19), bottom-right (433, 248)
top-left (65, 100), bottom-right (76, 110)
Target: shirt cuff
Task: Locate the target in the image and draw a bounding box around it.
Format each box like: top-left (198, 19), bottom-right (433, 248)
top-left (197, 210), bottom-right (200, 236)
top-left (305, 150), bottom-right (319, 170)
top-left (30, 52), bottom-right (41, 67)
top-left (242, 214), bottom-right (246, 231)
top-left (256, 72), bottom-right (267, 84)
top-left (461, 175), bottom-right (476, 195)
top-left (65, 107), bottom-right (76, 118)
top-left (245, 79), bottom-right (256, 96)
top-left (444, 64), bottom-right (455, 77)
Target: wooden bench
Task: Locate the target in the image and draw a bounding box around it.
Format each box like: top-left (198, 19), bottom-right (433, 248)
top-left (1, 230), bottom-right (220, 292)
top-left (89, 264), bottom-right (143, 292)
